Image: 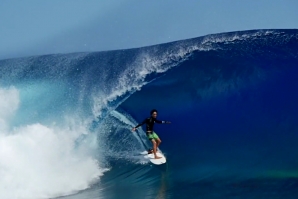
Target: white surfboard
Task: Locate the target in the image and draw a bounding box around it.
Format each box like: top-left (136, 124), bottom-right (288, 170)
top-left (144, 152), bottom-right (166, 165)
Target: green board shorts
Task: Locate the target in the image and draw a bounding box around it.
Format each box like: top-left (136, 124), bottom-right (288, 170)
top-left (147, 131), bottom-right (159, 140)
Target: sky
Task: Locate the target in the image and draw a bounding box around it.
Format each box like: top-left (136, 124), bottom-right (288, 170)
top-left (0, 0), bottom-right (297, 60)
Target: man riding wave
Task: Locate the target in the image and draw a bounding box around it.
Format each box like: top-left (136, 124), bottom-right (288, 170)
top-left (132, 109), bottom-right (171, 159)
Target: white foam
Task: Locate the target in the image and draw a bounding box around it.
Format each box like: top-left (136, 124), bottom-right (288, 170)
top-left (0, 87), bottom-right (105, 199)
top-left (0, 87), bottom-right (19, 132)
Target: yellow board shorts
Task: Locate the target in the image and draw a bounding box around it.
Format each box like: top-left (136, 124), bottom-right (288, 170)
top-left (147, 131), bottom-right (159, 140)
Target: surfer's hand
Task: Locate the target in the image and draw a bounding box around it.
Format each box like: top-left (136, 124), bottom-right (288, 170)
top-left (132, 128), bottom-right (136, 131)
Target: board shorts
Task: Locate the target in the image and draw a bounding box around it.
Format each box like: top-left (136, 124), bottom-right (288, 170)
top-left (146, 131), bottom-right (159, 140)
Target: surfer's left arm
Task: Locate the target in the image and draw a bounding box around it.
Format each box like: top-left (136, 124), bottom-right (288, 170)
top-left (156, 119), bottom-right (171, 124)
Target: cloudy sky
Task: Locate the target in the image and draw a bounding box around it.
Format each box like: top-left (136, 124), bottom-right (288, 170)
top-left (1, 0), bottom-right (297, 59)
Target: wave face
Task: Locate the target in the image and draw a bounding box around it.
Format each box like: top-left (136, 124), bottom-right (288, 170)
top-left (0, 29), bottom-right (298, 199)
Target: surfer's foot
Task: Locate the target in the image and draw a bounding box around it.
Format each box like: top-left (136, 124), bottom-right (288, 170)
top-left (154, 156), bottom-right (162, 159)
top-left (148, 149), bottom-right (153, 154)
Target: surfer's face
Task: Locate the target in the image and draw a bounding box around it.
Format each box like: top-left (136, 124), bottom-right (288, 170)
top-left (152, 112), bottom-right (157, 118)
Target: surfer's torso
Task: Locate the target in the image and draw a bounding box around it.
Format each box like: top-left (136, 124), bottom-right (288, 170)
top-left (135, 117), bottom-right (164, 132)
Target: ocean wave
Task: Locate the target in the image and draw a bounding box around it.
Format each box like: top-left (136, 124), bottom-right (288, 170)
top-left (0, 29), bottom-right (297, 199)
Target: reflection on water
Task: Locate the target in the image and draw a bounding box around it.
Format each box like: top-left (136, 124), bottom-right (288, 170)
top-left (155, 164), bottom-right (168, 199)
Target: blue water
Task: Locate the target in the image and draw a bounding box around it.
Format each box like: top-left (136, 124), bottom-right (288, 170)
top-left (0, 29), bottom-right (298, 199)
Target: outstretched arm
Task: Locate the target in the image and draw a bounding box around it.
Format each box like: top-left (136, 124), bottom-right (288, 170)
top-left (132, 119), bottom-right (146, 131)
top-left (155, 119), bottom-right (171, 124)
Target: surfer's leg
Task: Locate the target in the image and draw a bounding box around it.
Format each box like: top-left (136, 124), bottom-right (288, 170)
top-left (151, 139), bottom-right (161, 159)
top-left (156, 138), bottom-right (161, 149)
top-left (152, 132), bottom-right (161, 149)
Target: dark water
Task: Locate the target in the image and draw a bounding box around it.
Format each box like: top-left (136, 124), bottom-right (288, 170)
top-left (0, 29), bottom-right (298, 199)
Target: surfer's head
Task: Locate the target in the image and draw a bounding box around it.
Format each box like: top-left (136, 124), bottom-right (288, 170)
top-left (150, 109), bottom-right (158, 118)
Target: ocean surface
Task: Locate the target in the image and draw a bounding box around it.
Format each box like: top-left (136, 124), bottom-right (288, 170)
top-left (0, 29), bottom-right (298, 199)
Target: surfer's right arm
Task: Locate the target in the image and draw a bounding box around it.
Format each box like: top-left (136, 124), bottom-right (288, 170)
top-left (132, 119), bottom-right (146, 131)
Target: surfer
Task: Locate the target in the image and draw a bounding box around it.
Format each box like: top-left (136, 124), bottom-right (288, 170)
top-left (132, 109), bottom-right (171, 159)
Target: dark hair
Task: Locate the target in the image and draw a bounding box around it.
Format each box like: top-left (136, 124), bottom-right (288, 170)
top-left (150, 109), bottom-right (158, 115)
